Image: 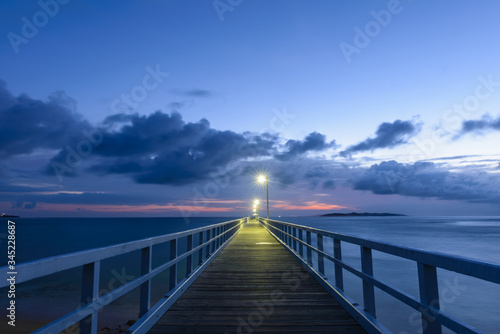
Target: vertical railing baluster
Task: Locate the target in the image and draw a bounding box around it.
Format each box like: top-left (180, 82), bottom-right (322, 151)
top-left (198, 231), bottom-right (204, 265)
top-left (317, 234), bottom-right (324, 275)
top-left (139, 247), bottom-right (152, 317)
top-left (292, 227), bottom-right (297, 252)
top-left (205, 230), bottom-right (210, 258)
top-left (285, 225), bottom-right (289, 246)
top-left (205, 230), bottom-right (210, 259)
top-left (334, 239), bottom-right (343, 290)
top-left (211, 228), bottom-right (216, 253)
top-left (169, 239), bottom-right (177, 291)
top-left (306, 231), bottom-right (312, 264)
top-left (299, 229), bottom-right (304, 258)
top-left (361, 246), bottom-right (376, 317)
top-left (186, 234), bottom-right (193, 277)
top-left (418, 263), bottom-right (442, 334)
top-left (218, 226), bottom-right (222, 248)
top-left (80, 261), bottom-right (100, 334)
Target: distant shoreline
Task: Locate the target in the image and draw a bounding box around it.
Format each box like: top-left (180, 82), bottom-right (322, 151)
top-left (320, 212), bottom-right (406, 217)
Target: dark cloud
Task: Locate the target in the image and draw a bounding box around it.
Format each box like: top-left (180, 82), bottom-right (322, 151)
top-left (458, 114), bottom-right (500, 136)
top-left (352, 160), bottom-right (500, 204)
top-left (304, 166), bottom-right (330, 178)
top-left (322, 180), bottom-right (335, 190)
top-left (341, 120), bottom-right (419, 157)
top-left (174, 89), bottom-right (213, 98)
top-left (167, 101), bottom-right (189, 110)
top-left (275, 132), bottom-right (335, 161)
top-left (0, 82), bottom-right (337, 187)
top-left (53, 111), bottom-right (279, 185)
top-left (0, 82), bottom-right (89, 158)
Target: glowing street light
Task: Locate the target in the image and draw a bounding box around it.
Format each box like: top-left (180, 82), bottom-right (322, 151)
top-left (257, 174), bottom-right (269, 219)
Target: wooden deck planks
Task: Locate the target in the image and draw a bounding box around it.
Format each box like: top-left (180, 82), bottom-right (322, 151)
top-left (148, 220), bottom-right (366, 334)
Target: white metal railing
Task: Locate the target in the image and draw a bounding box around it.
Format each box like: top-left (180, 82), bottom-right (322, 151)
top-left (259, 218), bottom-right (500, 334)
top-left (0, 218), bottom-right (246, 334)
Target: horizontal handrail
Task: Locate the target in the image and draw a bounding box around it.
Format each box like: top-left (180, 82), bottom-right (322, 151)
top-left (260, 218), bottom-right (499, 334)
top-left (0, 218), bottom-right (246, 334)
top-left (262, 218), bottom-right (500, 284)
top-left (0, 218), bottom-right (242, 286)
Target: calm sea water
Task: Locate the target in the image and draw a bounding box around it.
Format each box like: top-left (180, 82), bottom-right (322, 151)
top-left (1, 216), bottom-right (499, 333)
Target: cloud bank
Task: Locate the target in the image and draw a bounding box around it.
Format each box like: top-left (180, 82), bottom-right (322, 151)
top-left (352, 160), bottom-right (500, 204)
top-left (341, 120), bottom-right (419, 157)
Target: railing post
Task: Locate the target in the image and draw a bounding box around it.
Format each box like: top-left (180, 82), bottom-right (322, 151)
top-left (286, 225), bottom-right (290, 245)
top-left (80, 261), bottom-right (100, 334)
top-left (418, 263), bottom-right (442, 334)
top-left (298, 229), bottom-right (304, 257)
top-left (205, 230), bottom-right (210, 258)
top-left (334, 239), bottom-right (343, 290)
top-left (361, 246), bottom-right (376, 317)
top-left (216, 226), bottom-right (220, 248)
top-left (292, 227), bottom-right (297, 252)
top-left (317, 234), bottom-right (324, 275)
top-left (198, 231), bottom-right (204, 265)
top-left (186, 234), bottom-right (193, 276)
top-left (306, 231), bottom-right (312, 264)
top-left (211, 228), bottom-right (216, 253)
top-left (169, 239), bottom-right (177, 291)
top-left (139, 247), bottom-right (152, 317)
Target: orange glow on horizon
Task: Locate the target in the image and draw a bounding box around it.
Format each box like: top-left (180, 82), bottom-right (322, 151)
top-left (272, 200), bottom-right (350, 211)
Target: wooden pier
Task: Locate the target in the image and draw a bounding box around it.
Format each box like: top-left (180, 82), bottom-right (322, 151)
top-left (5, 217), bottom-right (497, 333)
top-left (148, 220), bottom-right (366, 333)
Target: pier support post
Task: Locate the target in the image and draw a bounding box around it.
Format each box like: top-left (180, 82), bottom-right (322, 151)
top-left (418, 263), bottom-right (442, 334)
top-left (140, 247), bottom-right (152, 317)
top-left (298, 229), bottom-right (304, 257)
top-left (317, 234), bottom-right (324, 275)
top-left (361, 246), bottom-right (376, 317)
top-left (169, 239), bottom-right (177, 291)
top-left (198, 231), bottom-right (204, 265)
top-left (80, 261), bottom-right (100, 334)
top-left (186, 235), bottom-right (193, 276)
top-left (333, 239), bottom-right (343, 290)
top-left (306, 231), bottom-right (312, 264)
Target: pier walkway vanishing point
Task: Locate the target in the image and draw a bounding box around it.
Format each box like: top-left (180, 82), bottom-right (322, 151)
top-left (1, 217), bottom-right (499, 334)
top-left (148, 220), bottom-right (365, 333)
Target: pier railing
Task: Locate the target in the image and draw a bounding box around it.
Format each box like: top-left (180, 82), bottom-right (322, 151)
top-left (0, 218), bottom-right (245, 334)
top-left (259, 218), bottom-right (500, 334)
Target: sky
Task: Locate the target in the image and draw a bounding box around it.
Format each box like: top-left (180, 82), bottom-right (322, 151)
top-left (1, 0), bottom-right (500, 217)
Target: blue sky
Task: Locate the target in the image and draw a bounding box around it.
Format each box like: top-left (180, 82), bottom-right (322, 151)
top-left (1, 0), bottom-right (500, 217)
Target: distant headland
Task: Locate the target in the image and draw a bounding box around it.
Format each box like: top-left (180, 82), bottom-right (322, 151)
top-left (320, 212), bottom-right (406, 217)
top-left (0, 213), bottom-right (20, 218)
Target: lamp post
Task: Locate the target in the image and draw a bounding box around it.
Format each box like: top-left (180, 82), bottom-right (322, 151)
top-left (257, 175), bottom-right (269, 219)
top-left (253, 199), bottom-right (260, 217)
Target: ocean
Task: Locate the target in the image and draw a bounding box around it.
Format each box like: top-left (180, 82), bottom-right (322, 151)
top-left (1, 216), bottom-right (499, 333)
